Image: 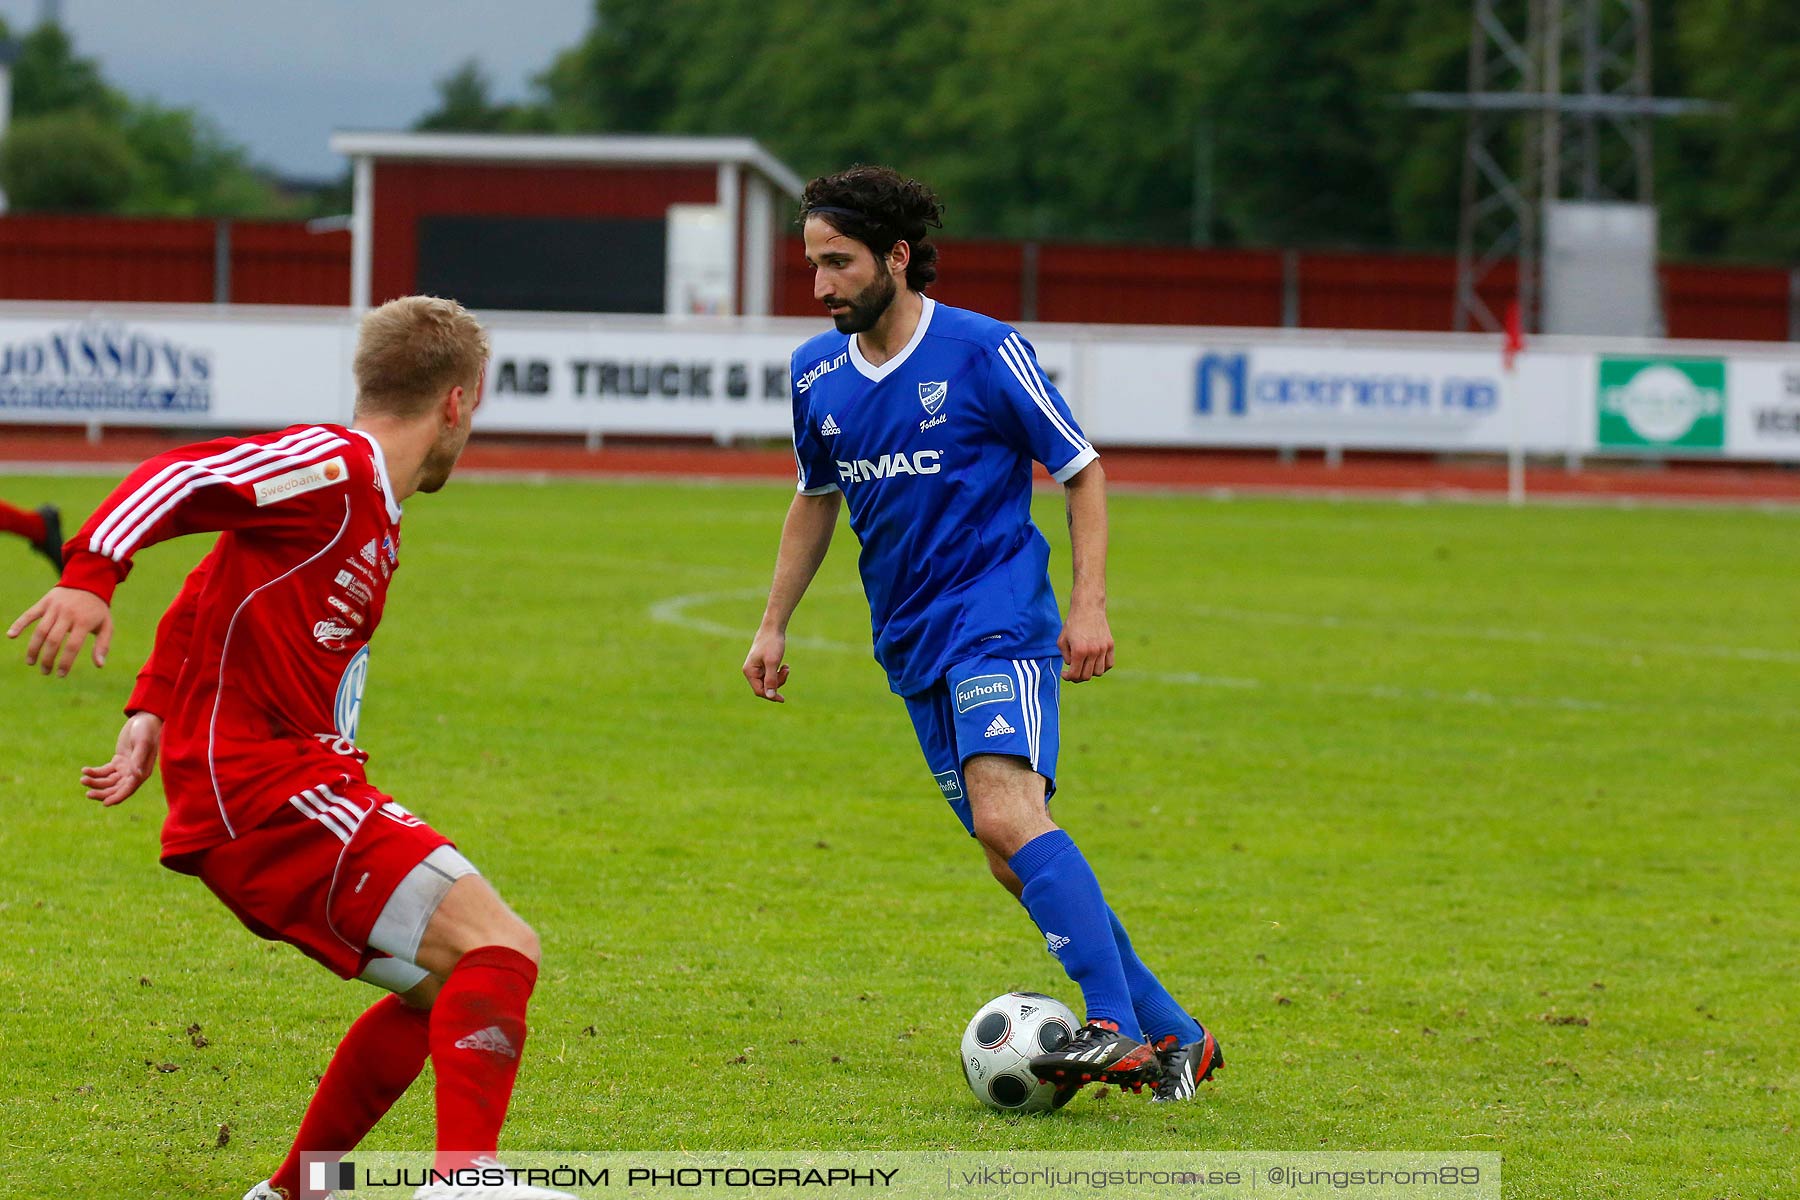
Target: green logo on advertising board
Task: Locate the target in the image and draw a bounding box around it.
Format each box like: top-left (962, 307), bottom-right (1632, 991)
top-left (1596, 357), bottom-right (1726, 450)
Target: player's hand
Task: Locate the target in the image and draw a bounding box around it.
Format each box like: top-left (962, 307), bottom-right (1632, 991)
top-left (742, 628), bottom-right (792, 702)
top-left (1058, 604), bottom-right (1115, 683)
top-left (8, 586), bottom-right (113, 677)
top-left (81, 712), bottom-right (163, 807)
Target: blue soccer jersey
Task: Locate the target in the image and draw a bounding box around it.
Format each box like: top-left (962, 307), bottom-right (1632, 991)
top-left (790, 298), bottom-right (1098, 696)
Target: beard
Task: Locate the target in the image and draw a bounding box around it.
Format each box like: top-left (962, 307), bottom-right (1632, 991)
top-left (827, 269), bottom-right (898, 334)
top-left (415, 432), bottom-right (466, 494)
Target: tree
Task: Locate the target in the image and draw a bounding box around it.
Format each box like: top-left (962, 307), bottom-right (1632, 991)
top-left (0, 110), bottom-right (138, 212)
top-left (414, 59), bottom-right (549, 133)
top-left (4, 20), bottom-right (122, 120)
top-left (1668, 0), bottom-right (1800, 261)
top-left (120, 102), bottom-right (286, 217)
top-left (0, 17), bottom-right (297, 217)
top-left (521, 0), bottom-right (1465, 248)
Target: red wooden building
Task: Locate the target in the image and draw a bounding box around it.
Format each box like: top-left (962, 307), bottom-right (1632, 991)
top-left (327, 132), bottom-right (804, 316)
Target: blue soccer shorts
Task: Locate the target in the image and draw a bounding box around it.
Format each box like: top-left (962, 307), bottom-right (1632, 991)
top-left (903, 654), bottom-right (1062, 835)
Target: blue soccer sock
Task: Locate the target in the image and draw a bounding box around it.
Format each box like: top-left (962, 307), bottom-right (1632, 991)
top-left (1008, 830), bottom-right (1141, 1041)
top-left (1107, 906), bottom-right (1204, 1046)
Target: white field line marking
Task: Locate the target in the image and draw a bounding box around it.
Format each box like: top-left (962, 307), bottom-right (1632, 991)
top-left (1180, 604), bottom-right (1800, 666)
top-left (1147, 670), bottom-right (1608, 712)
top-left (648, 589), bottom-right (1612, 710)
top-left (648, 586), bottom-right (865, 652)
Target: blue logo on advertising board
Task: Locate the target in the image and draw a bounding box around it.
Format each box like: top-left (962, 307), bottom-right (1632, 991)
top-left (1195, 352), bottom-right (1497, 417)
top-left (0, 321), bottom-right (212, 414)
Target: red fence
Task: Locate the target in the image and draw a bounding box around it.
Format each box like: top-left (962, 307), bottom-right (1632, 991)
top-left (0, 215), bottom-right (350, 306)
top-left (1, 214), bottom-right (1789, 341)
top-left (780, 237), bottom-right (1789, 340)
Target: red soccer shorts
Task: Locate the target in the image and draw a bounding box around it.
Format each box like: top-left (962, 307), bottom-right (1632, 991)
top-left (187, 781), bottom-right (454, 980)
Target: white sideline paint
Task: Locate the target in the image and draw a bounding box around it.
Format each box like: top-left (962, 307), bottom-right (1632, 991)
top-left (647, 586), bottom-right (865, 652)
top-left (1183, 604), bottom-right (1800, 666)
top-left (646, 589), bottom-right (1613, 711)
top-left (1156, 671), bottom-right (1608, 713)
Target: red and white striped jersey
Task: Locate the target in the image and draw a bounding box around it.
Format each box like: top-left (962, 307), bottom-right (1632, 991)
top-left (60, 424), bottom-right (405, 863)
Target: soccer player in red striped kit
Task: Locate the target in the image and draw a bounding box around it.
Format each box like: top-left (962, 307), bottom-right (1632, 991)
top-left (0, 498), bottom-right (64, 572)
top-left (9, 296), bottom-right (572, 1200)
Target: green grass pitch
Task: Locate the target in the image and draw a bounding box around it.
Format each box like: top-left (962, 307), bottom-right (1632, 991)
top-left (1, 474), bottom-right (1795, 1199)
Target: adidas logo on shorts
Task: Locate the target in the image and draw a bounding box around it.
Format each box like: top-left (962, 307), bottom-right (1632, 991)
top-left (984, 713), bottom-right (1016, 738)
top-left (453, 1025), bottom-right (519, 1059)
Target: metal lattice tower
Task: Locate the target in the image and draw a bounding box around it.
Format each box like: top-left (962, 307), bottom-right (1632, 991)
top-left (1555, 0), bottom-right (1655, 204)
top-left (1458, 0), bottom-right (1546, 334)
top-left (1413, 0), bottom-right (1717, 333)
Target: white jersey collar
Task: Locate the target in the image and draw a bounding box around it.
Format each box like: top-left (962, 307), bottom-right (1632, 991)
top-left (849, 296), bottom-right (936, 382)
top-left (347, 427), bottom-right (405, 523)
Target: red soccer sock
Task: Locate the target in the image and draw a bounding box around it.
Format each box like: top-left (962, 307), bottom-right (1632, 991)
top-left (429, 946), bottom-right (538, 1173)
top-left (0, 500), bottom-right (45, 543)
top-left (269, 992), bottom-right (432, 1199)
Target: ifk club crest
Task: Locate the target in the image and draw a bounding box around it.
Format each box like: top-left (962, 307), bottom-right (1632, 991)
top-left (919, 381), bottom-right (948, 415)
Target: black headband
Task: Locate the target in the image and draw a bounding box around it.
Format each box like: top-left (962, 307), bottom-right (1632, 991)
top-left (804, 205), bottom-right (873, 224)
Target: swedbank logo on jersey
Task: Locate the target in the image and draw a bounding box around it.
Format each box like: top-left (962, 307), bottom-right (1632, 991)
top-left (835, 449), bottom-right (942, 483)
top-left (254, 457), bottom-right (347, 507)
top-left (955, 674), bottom-right (1015, 714)
top-left (0, 320), bottom-right (212, 414)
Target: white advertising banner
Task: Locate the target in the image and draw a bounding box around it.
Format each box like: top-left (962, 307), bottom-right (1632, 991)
top-left (1724, 357), bottom-right (1800, 460)
top-left (0, 309), bottom-right (350, 428)
top-left (0, 303), bottom-right (1794, 461)
top-left (1070, 336), bottom-right (1584, 453)
top-left (477, 321), bottom-right (805, 439)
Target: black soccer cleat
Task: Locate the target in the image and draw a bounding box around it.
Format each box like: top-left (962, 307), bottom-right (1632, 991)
top-left (1149, 1027), bottom-right (1224, 1102)
top-left (32, 505), bottom-right (64, 574)
top-left (1028, 1022), bottom-right (1160, 1093)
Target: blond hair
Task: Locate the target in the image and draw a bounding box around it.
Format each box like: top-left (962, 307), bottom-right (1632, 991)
top-left (352, 295), bottom-right (490, 418)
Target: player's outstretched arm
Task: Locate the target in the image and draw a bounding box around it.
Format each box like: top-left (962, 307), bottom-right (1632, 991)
top-left (743, 490), bottom-right (841, 703)
top-left (8, 586), bottom-right (113, 677)
top-left (81, 712), bottom-right (163, 806)
top-left (1058, 460), bottom-right (1115, 683)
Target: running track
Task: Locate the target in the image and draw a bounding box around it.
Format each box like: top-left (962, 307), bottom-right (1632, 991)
top-left (3, 428), bottom-right (1798, 505)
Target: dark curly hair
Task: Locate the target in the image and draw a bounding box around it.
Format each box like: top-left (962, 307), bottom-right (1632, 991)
top-left (800, 165), bottom-right (944, 292)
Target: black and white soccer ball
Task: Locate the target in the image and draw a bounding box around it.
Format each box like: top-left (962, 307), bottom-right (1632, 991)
top-left (960, 991), bottom-right (1079, 1113)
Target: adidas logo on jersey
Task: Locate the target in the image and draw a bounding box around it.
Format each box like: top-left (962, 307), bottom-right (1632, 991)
top-left (453, 1025), bottom-right (519, 1059)
top-left (1044, 931), bottom-right (1071, 954)
top-left (820, 413), bottom-right (842, 436)
top-left (984, 713), bottom-right (1016, 738)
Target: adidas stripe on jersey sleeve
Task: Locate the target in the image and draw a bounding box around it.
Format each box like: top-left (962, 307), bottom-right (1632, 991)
top-left (986, 332), bottom-right (1097, 483)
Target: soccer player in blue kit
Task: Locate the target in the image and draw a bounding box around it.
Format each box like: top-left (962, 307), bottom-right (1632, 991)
top-left (742, 166), bottom-right (1222, 1104)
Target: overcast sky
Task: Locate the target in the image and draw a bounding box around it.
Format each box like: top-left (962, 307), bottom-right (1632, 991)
top-left (0, 0), bottom-right (593, 180)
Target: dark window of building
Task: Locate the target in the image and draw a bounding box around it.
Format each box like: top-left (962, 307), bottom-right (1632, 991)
top-left (417, 216), bottom-right (667, 313)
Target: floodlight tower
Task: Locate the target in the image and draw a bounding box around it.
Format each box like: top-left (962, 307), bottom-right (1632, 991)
top-left (1413, 0), bottom-right (1720, 335)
